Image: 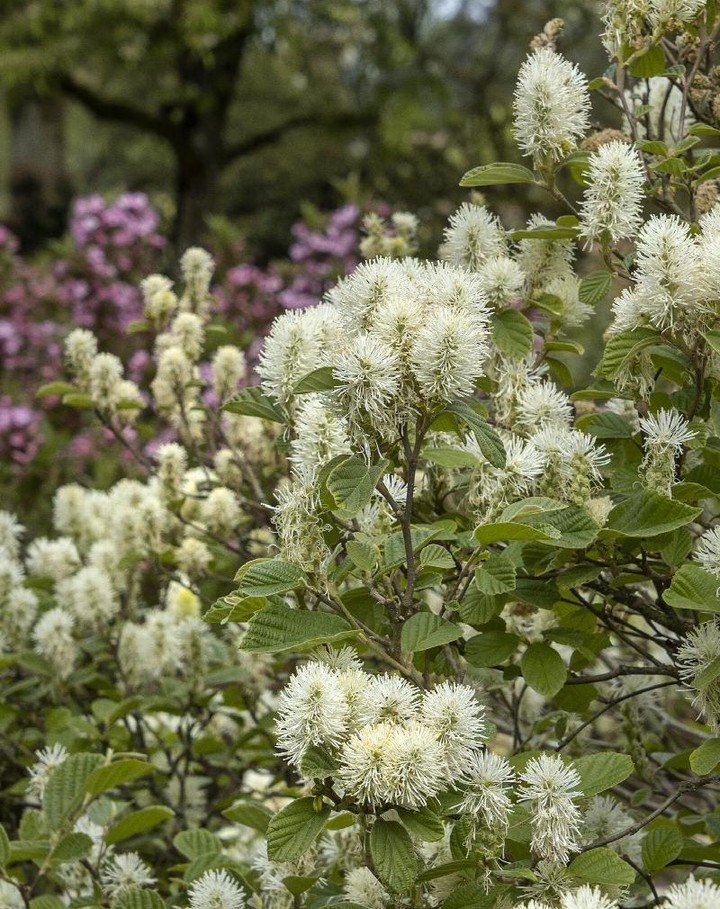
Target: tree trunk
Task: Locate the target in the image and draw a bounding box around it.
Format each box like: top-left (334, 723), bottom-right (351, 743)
top-left (8, 94), bottom-right (71, 249)
top-left (173, 137), bottom-right (223, 253)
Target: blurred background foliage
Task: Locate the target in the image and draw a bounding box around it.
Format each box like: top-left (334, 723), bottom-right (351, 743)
top-left (0, 0), bottom-right (607, 256)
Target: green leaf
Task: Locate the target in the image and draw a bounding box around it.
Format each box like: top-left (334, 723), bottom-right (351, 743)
top-left (420, 543), bottom-right (455, 570)
top-left (299, 747), bottom-right (338, 780)
top-left (235, 558), bottom-right (305, 596)
top-left (629, 44), bottom-right (665, 78)
top-left (575, 412), bottom-right (634, 439)
top-left (44, 753), bottom-right (103, 830)
top-left (642, 825), bottom-right (683, 871)
top-left (36, 381), bottom-right (76, 398)
top-left (521, 643), bottom-right (567, 697)
top-left (173, 828), bottom-right (221, 860)
top-left (30, 897), bottom-right (66, 909)
top-left (475, 553), bottom-right (516, 595)
top-left (594, 327), bottom-right (660, 380)
top-left (346, 540), bottom-right (378, 571)
top-left (294, 366), bottom-right (340, 394)
top-left (396, 807), bottom-right (445, 842)
top-left (369, 819), bottom-right (418, 893)
top-left (579, 271), bottom-right (612, 305)
top-left (112, 890), bottom-right (165, 909)
top-left (473, 522), bottom-right (560, 545)
top-left (521, 505), bottom-right (600, 549)
top-left (267, 798), bottom-right (330, 863)
top-left (326, 457), bottom-right (389, 518)
top-left (567, 847), bottom-right (635, 887)
top-left (663, 564), bottom-right (720, 613)
top-left (222, 386), bottom-right (284, 422)
top-left (607, 491), bottom-right (701, 538)
top-left (86, 759), bottom-right (152, 796)
top-left (105, 806), bottom-right (174, 845)
top-left (573, 753), bottom-right (634, 797)
top-left (240, 603), bottom-right (353, 653)
top-left (423, 446), bottom-right (481, 469)
top-left (445, 402), bottom-right (505, 468)
top-left (50, 832), bottom-right (93, 863)
top-left (460, 162), bottom-right (535, 187)
top-left (491, 310), bottom-right (534, 361)
top-left (512, 224), bottom-right (580, 240)
top-left (0, 825), bottom-right (8, 867)
top-left (401, 613), bottom-right (463, 654)
top-left (222, 800), bottom-right (271, 832)
top-left (62, 393), bottom-right (93, 408)
top-left (464, 631), bottom-right (519, 668)
top-left (690, 738), bottom-right (720, 775)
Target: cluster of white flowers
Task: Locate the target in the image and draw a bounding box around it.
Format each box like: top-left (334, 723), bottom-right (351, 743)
top-left (517, 755), bottom-right (583, 863)
top-left (274, 653), bottom-right (486, 809)
top-left (676, 618), bottom-right (720, 731)
top-left (638, 408), bottom-right (696, 495)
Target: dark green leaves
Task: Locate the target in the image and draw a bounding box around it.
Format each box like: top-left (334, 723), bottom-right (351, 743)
top-left (520, 643), bottom-right (567, 697)
top-left (491, 310), bottom-right (534, 360)
top-left (401, 613), bottom-right (463, 654)
top-left (573, 753), bottom-right (634, 797)
top-left (369, 819), bottom-right (418, 892)
top-left (266, 798), bottom-right (330, 863)
top-left (235, 558), bottom-right (305, 597)
top-left (222, 386), bottom-right (284, 422)
top-left (607, 492), bottom-right (700, 538)
top-left (663, 564), bottom-right (720, 613)
top-left (460, 162), bottom-right (535, 187)
top-left (240, 604), bottom-right (353, 653)
top-left (444, 402), bottom-right (506, 468)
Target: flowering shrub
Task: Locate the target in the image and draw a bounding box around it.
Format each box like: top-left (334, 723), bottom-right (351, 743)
top-left (7, 7), bottom-right (720, 909)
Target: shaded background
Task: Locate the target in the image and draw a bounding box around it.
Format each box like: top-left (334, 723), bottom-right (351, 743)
top-left (0, 0), bottom-right (606, 255)
top-left (0, 0), bottom-right (611, 527)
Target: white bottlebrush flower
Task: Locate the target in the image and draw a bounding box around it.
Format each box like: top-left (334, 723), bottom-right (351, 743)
top-left (580, 141), bottom-right (644, 243)
top-left (581, 796), bottom-right (642, 864)
top-left (513, 47), bottom-right (590, 163)
top-left (441, 203), bottom-right (507, 271)
top-left (545, 275), bottom-right (592, 328)
top-left (163, 312), bottom-right (205, 362)
top-left (201, 487), bottom-right (241, 537)
top-left (272, 469), bottom-right (329, 571)
top-left (477, 255), bottom-right (525, 308)
top-left (2, 586), bottom-right (39, 647)
top-left (56, 566), bottom-right (119, 631)
top-left (290, 394), bottom-right (349, 473)
top-left (383, 720), bottom-right (448, 808)
top-left (27, 743), bottom-right (69, 796)
top-left (275, 662), bottom-right (349, 766)
top-left (152, 346), bottom-right (196, 411)
top-left (517, 902), bottom-right (552, 909)
top-left (211, 345), bottom-right (246, 402)
top-left (661, 875), bottom-right (720, 909)
top-left (420, 262), bottom-right (490, 321)
top-left (88, 352), bottom-right (124, 411)
top-left (0, 551), bottom-right (23, 602)
top-left (100, 852), bottom-right (156, 897)
top-left (141, 274), bottom-right (176, 322)
top-left (459, 750), bottom-right (515, 832)
top-left (0, 882), bottom-right (24, 909)
top-left (339, 719), bottom-right (446, 809)
top-left (188, 870), bottom-right (245, 909)
top-left (328, 258), bottom-right (410, 333)
top-left (634, 215), bottom-right (704, 328)
top-left (677, 619), bottom-right (720, 731)
top-left (694, 527), bottom-right (720, 578)
top-left (333, 333), bottom-right (401, 432)
top-left (343, 867), bottom-right (389, 909)
top-left (517, 755), bottom-right (583, 863)
top-left (419, 682), bottom-right (486, 771)
top-left (175, 537), bottom-right (213, 578)
top-left (258, 309), bottom-right (324, 405)
top-left (156, 442), bottom-right (188, 499)
top-left (382, 474), bottom-right (408, 508)
top-left (0, 511), bottom-right (24, 560)
top-left (697, 205), bottom-right (720, 302)
top-left (517, 213), bottom-right (575, 289)
top-left (517, 380), bottom-right (573, 431)
top-left (33, 608), bottom-right (76, 679)
top-left (360, 674), bottom-right (419, 726)
top-left (410, 305), bottom-right (489, 403)
top-left (64, 327), bottom-right (98, 379)
top-left (180, 247), bottom-right (214, 310)
top-left (561, 886), bottom-right (618, 909)
top-left (639, 409), bottom-right (696, 454)
top-left (649, 0), bottom-right (705, 28)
